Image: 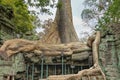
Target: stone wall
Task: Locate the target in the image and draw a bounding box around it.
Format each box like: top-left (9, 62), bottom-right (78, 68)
top-left (99, 23), bottom-right (120, 80)
top-left (0, 53), bottom-right (25, 79)
top-left (0, 5), bottom-right (15, 42)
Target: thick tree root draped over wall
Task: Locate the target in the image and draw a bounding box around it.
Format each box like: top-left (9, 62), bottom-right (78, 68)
top-left (64, 31), bottom-right (106, 80)
top-left (0, 39), bottom-right (90, 60)
top-left (47, 31), bottom-right (106, 80)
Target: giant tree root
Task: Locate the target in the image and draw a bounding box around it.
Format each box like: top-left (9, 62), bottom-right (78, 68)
top-left (0, 39), bottom-right (90, 60)
top-left (64, 65), bottom-right (106, 80)
top-left (47, 66), bottom-right (105, 80)
top-left (65, 31), bottom-right (106, 80)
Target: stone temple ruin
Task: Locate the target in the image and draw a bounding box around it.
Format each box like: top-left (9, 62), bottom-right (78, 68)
top-left (0, 31), bottom-right (106, 80)
top-left (0, 0), bottom-right (120, 80)
top-left (0, 30), bottom-right (120, 80)
top-left (0, 27), bottom-right (120, 80)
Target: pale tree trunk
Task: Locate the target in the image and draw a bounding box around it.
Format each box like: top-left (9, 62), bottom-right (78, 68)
top-left (41, 0), bottom-right (79, 44)
top-left (57, 0), bottom-right (79, 43)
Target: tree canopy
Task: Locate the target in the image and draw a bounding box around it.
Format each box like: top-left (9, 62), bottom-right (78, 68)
top-left (0, 0), bottom-right (56, 34)
top-left (0, 0), bottom-right (35, 33)
top-left (98, 0), bottom-right (120, 31)
top-left (81, 0), bottom-right (120, 31)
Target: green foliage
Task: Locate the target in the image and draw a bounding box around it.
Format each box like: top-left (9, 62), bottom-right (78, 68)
top-left (0, 30), bottom-right (14, 41)
top-left (0, 0), bottom-right (57, 40)
top-left (0, 0), bottom-right (35, 33)
top-left (56, 1), bottom-right (62, 9)
top-left (26, 0), bottom-right (56, 15)
top-left (81, 9), bottom-right (94, 21)
top-left (82, 0), bottom-right (117, 31)
top-left (27, 0), bottom-right (50, 7)
top-left (83, 0), bottom-right (97, 7)
top-left (33, 16), bottom-right (42, 28)
top-left (107, 0), bottom-right (120, 22)
top-left (97, 0), bottom-right (120, 31)
top-left (21, 31), bottom-right (39, 40)
top-left (81, 0), bottom-right (108, 23)
top-left (97, 13), bottom-right (110, 30)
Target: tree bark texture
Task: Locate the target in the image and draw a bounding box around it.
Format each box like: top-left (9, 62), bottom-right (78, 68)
top-left (40, 0), bottom-right (79, 44)
top-left (57, 0), bottom-right (79, 43)
top-left (0, 39), bottom-right (90, 60)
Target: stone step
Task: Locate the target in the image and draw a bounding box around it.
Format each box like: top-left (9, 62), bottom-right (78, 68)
top-left (47, 75), bottom-right (104, 80)
top-left (47, 74), bottom-right (76, 80)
